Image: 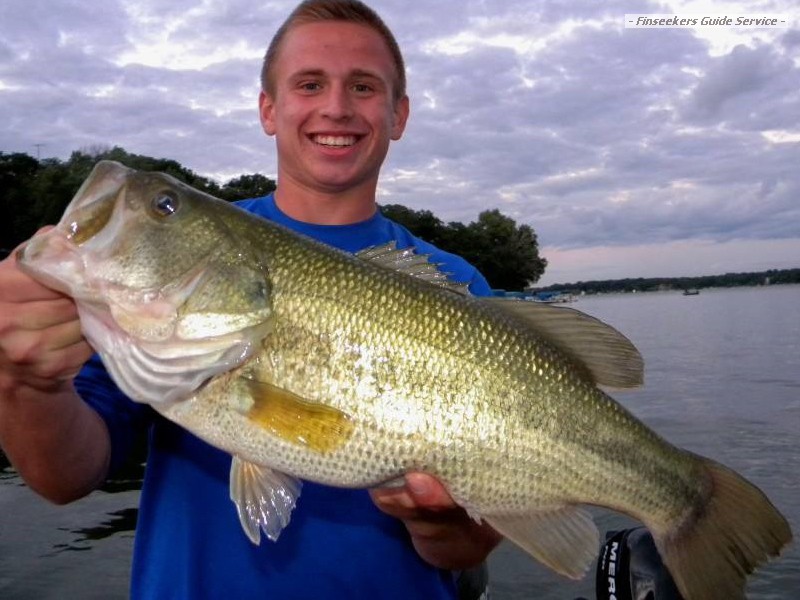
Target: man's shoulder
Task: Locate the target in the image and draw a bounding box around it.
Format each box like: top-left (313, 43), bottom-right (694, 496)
top-left (382, 219), bottom-right (492, 296)
top-left (234, 196), bottom-right (270, 216)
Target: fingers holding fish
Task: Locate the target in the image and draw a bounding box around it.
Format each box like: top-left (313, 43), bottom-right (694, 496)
top-left (370, 473), bottom-right (459, 514)
top-left (0, 249), bottom-right (92, 389)
top-left (370, 473), bottom-right (503, 570)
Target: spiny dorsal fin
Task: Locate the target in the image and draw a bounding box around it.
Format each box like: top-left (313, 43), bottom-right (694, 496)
top-left (243, 378), bottom-right (354, 453)
top-left (356, 242), bottom-right (470, 295)
top-left (487, 299), bottom-right (644, 388)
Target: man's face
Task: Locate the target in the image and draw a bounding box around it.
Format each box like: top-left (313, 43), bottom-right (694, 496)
top-left (259, 21), bottom-right (409, 197)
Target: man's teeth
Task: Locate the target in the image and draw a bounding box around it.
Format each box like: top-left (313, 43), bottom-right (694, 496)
top-left (314, 135), bottom-right (357, 147)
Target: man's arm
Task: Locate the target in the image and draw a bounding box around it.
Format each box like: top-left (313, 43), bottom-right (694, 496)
top-left (0, 244), bottom-right (110, 503)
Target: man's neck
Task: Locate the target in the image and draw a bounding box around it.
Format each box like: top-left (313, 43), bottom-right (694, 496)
top-left (273, 182), bottom-right (378, 225)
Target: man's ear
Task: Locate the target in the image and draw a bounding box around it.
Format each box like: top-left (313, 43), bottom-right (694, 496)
top-left (391, 95), bottom-right (410, 141)
top-left (259, 90), bottom-right (277, 136)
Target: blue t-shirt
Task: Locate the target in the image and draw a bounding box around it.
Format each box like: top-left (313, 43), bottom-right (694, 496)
top-left (76, 194), bottom-right (491, 599)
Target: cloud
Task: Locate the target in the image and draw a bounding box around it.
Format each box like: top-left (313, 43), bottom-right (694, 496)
top-left (685, 43), bottom-right (800, 123)
top-left (1, 0), bottom-right (799, 282)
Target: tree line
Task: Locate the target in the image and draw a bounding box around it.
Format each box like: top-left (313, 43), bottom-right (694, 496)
top-left (533, 269), bottom-right (800, 295)
top-left (0, 147), bottom-right (547, 290)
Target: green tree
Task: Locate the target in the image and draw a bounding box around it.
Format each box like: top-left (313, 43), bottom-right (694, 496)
top-left (382, 205), bottom-right (547, 290)
top-left (85, 147), bottom-right (277, 200)
top-left (94, 147), bottom-right (223, 196)
top-left (0, 152), bottom-right (42, 254)
top-left (380, 204), bottom-right (448, 246)
top-left (28, 158), bottom-right (95, 226)
top-left (453, 209), bottom-right (547, 290)
top-left (219, 174), bottom-right (277, 201)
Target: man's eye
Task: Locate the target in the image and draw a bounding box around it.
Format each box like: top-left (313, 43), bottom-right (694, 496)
top-left (353, 83), bottom-right (373, 93)
top-left (300, 82), bottom-right (321, 92)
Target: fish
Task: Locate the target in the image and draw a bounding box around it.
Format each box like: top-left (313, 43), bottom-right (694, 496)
top-left (19, 160), bottom-right (791, 599)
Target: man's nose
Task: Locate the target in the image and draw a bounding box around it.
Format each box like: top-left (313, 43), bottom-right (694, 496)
top-left (320, 85), bottom-right (354, 120)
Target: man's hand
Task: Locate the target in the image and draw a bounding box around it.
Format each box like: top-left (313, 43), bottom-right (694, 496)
top-left (0, 236), bottom-right (109, 504)
top-left (0, 234), bottom-right (92, 395)
top-left (370, 473), bottom-right (503, 570)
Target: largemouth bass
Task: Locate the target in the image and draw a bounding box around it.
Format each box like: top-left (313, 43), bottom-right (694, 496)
top-left (19, 161), bottom-right (791, 599)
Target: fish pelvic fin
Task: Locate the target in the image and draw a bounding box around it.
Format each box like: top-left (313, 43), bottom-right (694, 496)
top-left (655, 457), bottom-right (792, 600)
top-left (229, 456), bottom-right (302, 544)
top-left (485, 506), bottom-right (599, 580)
top-left (244, 378), bottom-right (354, 454)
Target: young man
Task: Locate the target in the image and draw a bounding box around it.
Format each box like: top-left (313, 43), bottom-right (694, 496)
top-left (0, 1), bottom-right (501, 598)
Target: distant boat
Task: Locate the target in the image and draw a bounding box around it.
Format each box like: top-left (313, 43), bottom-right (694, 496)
top-left (683, 289), bottom-right (700, 296)
top-left (530, 291), bottom-right (576, 303)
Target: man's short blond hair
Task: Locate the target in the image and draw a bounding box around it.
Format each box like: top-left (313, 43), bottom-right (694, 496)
top-left (261, 0), bottom-right (407, 101)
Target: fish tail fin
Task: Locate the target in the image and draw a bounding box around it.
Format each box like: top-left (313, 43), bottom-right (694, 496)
top-left (655, 458), bottom-right (792, 600)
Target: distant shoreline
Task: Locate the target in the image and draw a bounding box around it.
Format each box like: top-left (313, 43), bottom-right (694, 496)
top-left (530, 267), bottom-right (800, 295)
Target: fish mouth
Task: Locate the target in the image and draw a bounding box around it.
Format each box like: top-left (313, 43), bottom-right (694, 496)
top-left (18, 162), bottom-right (130, 295)
top-left (20, 211), bottom-right (259, 345)
top-left (18, 227), bottom-right (89, 297)
top-left (19, 219), bottom-right (209, 343)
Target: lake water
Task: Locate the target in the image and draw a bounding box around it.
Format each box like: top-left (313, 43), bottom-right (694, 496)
top-left (1, 285), bottom-right (798, 599)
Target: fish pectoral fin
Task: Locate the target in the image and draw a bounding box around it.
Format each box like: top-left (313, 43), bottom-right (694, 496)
top-left (229, 456), bottom-right (302, 544)
top-left (487, 299), bottom-right (644, 389)
top-left (485, 506), bottom-right (599, 580)
top-left (244, 377), bottom-right (354, 454)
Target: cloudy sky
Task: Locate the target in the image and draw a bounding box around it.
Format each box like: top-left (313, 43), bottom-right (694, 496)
top-left (2, 0), bottom-right (798, 285)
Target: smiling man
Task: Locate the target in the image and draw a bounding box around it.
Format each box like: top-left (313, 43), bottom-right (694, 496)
top-left (0, 1), bottom-right (500, 599)
top-left (259, 17), bottom-right (409, 221)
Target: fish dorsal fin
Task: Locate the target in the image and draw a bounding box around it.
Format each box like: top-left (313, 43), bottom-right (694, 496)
top-left (229, 457), bottom-right (302, 544)
top-left (243, 378), bottom-right (354, 453)
top-left (488, 299), bottom-right (644, 388)
top-left (356, 242), bottom-right (470, 295)
top-left (485, 506), bottom-right (599, 579)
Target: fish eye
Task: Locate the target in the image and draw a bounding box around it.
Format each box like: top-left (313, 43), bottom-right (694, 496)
top-left (151, 191), bottom-right (180, 218)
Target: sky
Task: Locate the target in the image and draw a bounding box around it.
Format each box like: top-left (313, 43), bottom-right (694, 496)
top-left (1, 0), bottom-right (799, 285)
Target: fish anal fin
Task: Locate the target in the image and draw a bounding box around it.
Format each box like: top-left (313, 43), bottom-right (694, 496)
top-left (244, 378), bottom-right (354, 454)
top-left (485, 506), bottom-right (599, 580)
top-left (487, 299), bottom-right (644, 389)
top-left (229, 456), bottom-right (302, 544)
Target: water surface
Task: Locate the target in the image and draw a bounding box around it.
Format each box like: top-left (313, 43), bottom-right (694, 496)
top-left (1, 285), bottom-right (798, 598)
